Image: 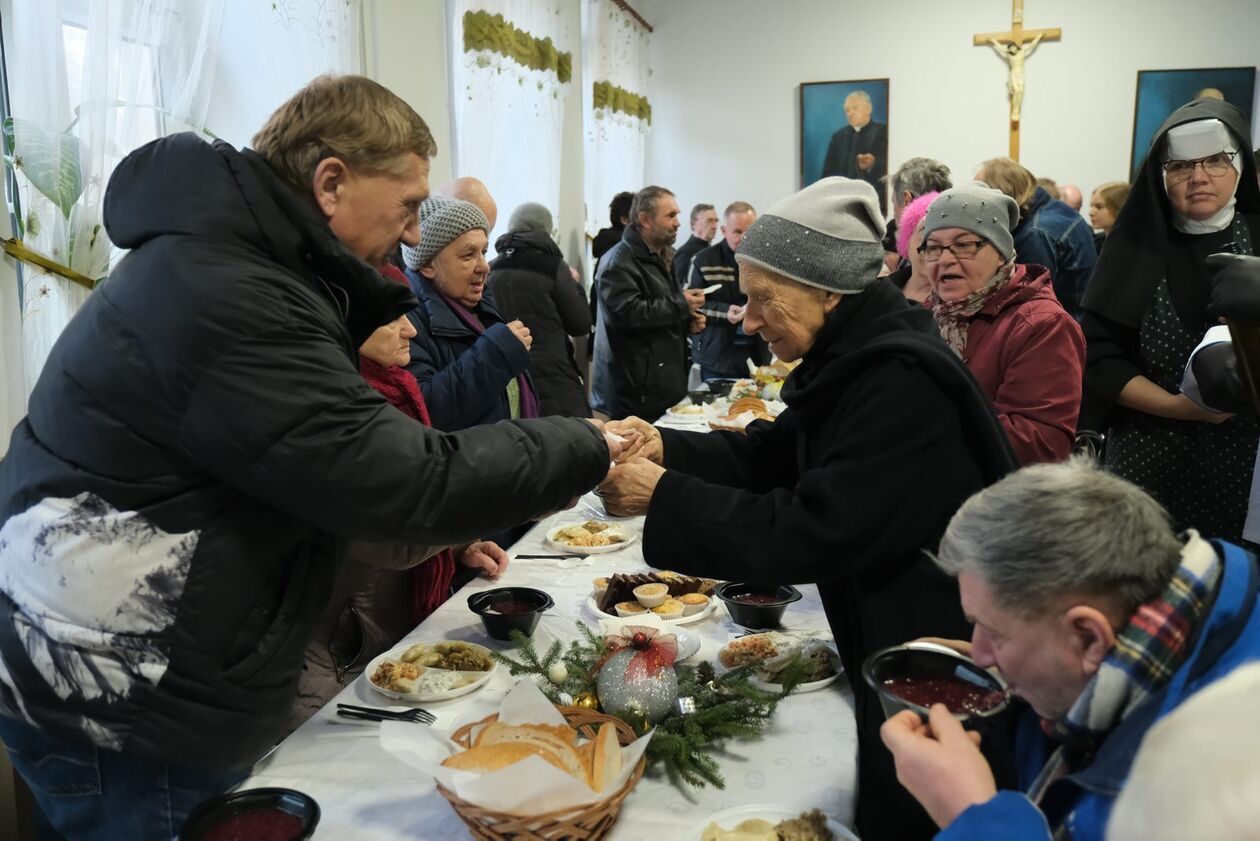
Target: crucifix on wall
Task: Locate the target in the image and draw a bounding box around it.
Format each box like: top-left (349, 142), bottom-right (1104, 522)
top-left (973, 0), bottom-right (1060, 161)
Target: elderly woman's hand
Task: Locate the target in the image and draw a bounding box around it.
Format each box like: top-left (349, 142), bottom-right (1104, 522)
top-left (597, 458), bottom-right (665, 516)
top-left (605, 417), bottom-right (663, 464)
top-left (460, 541), bottom-right (510, 579)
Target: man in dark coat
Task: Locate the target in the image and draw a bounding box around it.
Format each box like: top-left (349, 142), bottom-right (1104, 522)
top-left (589, 190), bottom-right (634, 338)
top-left (590, 185), bottom-right (706, 419)
top-left (688, 201), bottom-right (770, 379)
top-left (600, 177), bottom-right (1015, 841)
top-left (821, 90), bottom-right (889, 213)
top-left (672, 202), bottom-right (717, 285)
top-left (0, 75), bottom-right (616, 839)
top-left (489, 202), bottom-right (593, 417)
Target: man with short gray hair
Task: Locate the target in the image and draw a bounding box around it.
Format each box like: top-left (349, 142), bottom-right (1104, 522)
top-left (884, 157), bottom-right (953, 266)
top-left (672, 202), bottom-right (718, 284)
top-left (882, 457), bottom-right (1260, 841)
top-left (821, 90), bottom-right (889, 212)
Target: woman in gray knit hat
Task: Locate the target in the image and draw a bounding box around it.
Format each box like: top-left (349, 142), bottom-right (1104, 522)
top-left (400, 196), bottom-right (540, 432)
top-left (920, 181), bottom-right (1085, 465)
top-left (598, 177), bottom-right (1017, 841)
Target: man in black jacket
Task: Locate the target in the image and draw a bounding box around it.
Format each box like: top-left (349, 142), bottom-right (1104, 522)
top-left (688, 201), bottom-right (770, 379)
top-left (672, 202), bottom-right (717, 285)
top-left (0, 75), bottom-right (616, 839)
top-left (590, 186), bottom-right (706, 420)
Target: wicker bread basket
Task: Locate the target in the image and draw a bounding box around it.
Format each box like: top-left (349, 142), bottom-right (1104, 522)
top-left (435, 706), bottom-right (646, 840)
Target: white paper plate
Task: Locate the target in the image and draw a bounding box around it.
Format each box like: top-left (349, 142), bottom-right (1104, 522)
top-left (664, 405), bottom-right (709, 422)
top-left (545, 523), bottom-right (636, 555)
top-left (364, 642), bottom-right (498, 703)
top-left (694, 804), bottom-right (857, 841)
top-left (586, 591), bottom-right (717, 626)
top-left (718, 634), bottom-right (844, 693)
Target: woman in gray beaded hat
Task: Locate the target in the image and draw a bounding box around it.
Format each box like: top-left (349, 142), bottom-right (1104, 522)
top-left (598, 177), bottom-right (1016, 841)
top-left (921, 182), bottom-right (1085, 465)
top-left (401, 197), bottom-right (540, 430)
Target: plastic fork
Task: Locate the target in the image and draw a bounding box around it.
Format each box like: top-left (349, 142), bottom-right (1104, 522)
top-left (336, 703), bottom-right (434, 724)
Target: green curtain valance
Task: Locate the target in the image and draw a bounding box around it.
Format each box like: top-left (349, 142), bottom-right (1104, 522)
top-left (462, 10), bottom-right (572, 84)
top-left (593, 80), bottom-right (651, 124)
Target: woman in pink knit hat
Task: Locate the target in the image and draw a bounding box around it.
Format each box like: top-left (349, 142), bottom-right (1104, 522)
top-left (887, 191), bottom-right (940, 303)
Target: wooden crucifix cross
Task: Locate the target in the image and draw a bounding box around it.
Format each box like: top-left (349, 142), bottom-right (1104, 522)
top-left (974, 0), bottom-right (1060, 160)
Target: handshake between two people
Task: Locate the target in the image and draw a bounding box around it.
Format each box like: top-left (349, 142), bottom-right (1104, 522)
top-left (581, 416), bottom-right (665, 517)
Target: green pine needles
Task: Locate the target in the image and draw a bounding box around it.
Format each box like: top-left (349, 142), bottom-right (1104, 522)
top-left (492, 623), bottom-right (811, 789)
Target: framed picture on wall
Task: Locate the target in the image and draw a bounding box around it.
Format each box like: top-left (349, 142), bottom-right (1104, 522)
top-left (1130, 67), bottom-right (1256, 179)
top-left (800, 79), bottom-right (890, 214)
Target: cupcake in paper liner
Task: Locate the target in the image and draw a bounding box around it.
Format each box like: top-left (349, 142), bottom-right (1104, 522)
top-left (651, 599), bottom-right (684, 620)
top-left (678, 592), bottom-right (710, 616)
top-left (593, 577), bottom-right (609, 600)
top-left (615, 601), bottom-right (647, 618)
top-left (633, 583), bottom-right (669, 608)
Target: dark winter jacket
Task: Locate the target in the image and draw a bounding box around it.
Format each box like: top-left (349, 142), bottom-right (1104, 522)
top-left (672, 234), bottom-right (709, 286)
top-left (403, 271), bottom-right (535, 430)
top-left (642, 279), bottom-right (1015, 840)
top-left (591, 226), bottom-right (692, 419)
top-left (687, 239), bottom-right (770, 377)
top-left (488, 231), bottom-right (592, 418)
top-left (945, 264), bottom-right (1085, 465)
top-left (0, 133), bottom-right (610, 771)
top-left (1014, 187), bottom-right (1098, 317)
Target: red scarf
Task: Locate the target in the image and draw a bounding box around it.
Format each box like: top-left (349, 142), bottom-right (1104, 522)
top-left (364, 264), bottom-right (455, 624)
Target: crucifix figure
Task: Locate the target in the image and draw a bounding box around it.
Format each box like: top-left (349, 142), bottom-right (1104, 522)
top-left (974, 0), bottom-right (1060, 160)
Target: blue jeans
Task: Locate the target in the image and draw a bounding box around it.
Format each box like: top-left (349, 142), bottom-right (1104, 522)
top-left (0, 715), bottom-right (249, 840)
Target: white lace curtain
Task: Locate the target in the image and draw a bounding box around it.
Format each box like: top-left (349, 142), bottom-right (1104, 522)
top-left (582, 0), bottom-right (650, 240)
top-left (449, 0), bottom-right (573, 252)
top-left (3, 0), bottom-right (224, 414)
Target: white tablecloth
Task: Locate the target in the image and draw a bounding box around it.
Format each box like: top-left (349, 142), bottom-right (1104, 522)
top-left (238, 480), bottom-right (857, 839)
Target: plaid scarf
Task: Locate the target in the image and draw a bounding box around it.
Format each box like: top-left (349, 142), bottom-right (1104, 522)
top-left (928, 263), bottom-right (1014, 358)
top-left (1029, 532), bottom-right (1221, 804)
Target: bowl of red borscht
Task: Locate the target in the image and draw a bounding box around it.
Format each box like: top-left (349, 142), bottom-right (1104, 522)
top-left (180, 787), bottom-right (319, 841)
top-left (862, 644), bottom-right (1009, 722)
top-left (468, 586), bottom-right (554, 640)
top-left (714, 582), bottom-right (802, 629)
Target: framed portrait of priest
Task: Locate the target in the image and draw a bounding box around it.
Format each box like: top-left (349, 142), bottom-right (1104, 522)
top-left (800, 79), bottom-right (890, 214)
top-left (1130, 67), bottom-right (1256, 179)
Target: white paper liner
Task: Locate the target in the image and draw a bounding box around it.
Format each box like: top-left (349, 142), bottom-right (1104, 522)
top-left (380, 679), bottom-right (651, 816)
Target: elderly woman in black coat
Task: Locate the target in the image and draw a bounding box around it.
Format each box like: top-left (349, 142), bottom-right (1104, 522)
top-left (600, 178), bottom-right (1015, 841)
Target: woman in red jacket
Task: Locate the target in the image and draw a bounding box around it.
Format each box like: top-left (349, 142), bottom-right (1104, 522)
top-left (921, 183), bottom-right (1085, 464)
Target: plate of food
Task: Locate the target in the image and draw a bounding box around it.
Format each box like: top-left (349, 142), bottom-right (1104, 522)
top-left (664, 402), bottom-right (709, 422)
top-left (707, 397), bottom-right (785, 432)
top-left (546, 520), bottom-right (636, 554)
top-left (718, 632), bottom-right (843, 692)
top-left (588, 572), bottom-right (720, 625)
top-left (696, 805), bottom-right (856, 841)
top-left (366, 640), bottom-right (498, 702)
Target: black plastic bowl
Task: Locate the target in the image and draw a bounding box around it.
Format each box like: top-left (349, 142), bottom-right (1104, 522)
top-left (862, 644), bottom-right (1010, 723)
top-left (687, 389), bottom-right (719, 405)
top-left (468, 586), bottom-right (554, 640)
top-left (705, 378), bottom-right (738, 397)
top-left (714, 582), bottom-right (802, 629)
top-left (180, 787), bottom-right (319, 841)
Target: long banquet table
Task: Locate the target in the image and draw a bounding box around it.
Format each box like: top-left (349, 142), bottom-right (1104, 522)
top-left (238, 423), bottom-right (858, 839)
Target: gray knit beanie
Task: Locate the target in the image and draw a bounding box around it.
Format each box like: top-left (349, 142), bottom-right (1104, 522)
top-left (401, 197), bottom-right (489, 270)
top-left (734, 177), bottom-right (885, 293)
top-left (921, 182), bottom-right (1020, 261)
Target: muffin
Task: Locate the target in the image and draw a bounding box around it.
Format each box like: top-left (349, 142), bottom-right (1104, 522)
top-left (678, 592), bottom-right (710, 616)
top-left (633, 583), bottom-right (669, 608)
top-left (651, 599), bottom-right (684, 620)
top-left (615, 601), bottom-right (647, 618)
top-left (593, 577), bottom-right (609, 600)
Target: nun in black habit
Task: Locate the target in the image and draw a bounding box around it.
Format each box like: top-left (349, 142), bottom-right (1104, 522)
top-left (1080, 98), bottom-right (1260, 545)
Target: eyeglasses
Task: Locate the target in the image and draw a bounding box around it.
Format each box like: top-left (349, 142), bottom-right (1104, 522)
top-left (918, 238), bottom-right (990, 262)
top-left (1161, 151), bottom-right (1237, 184)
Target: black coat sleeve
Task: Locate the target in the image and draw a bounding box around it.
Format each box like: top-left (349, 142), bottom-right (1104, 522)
top-left (642, 360), bottom-right (984, 584)
top-left (659, 420), bottom-right (799, 493)
top-left (1082, 309), bottom-right (1144, 423)
top-left (178, 324), bottom-right (610, 544)
top-left (553, 261), bottom-right (593, 337)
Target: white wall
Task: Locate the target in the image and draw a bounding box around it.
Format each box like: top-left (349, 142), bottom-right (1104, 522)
top-left (639, 0), bottom-right (1260, 221)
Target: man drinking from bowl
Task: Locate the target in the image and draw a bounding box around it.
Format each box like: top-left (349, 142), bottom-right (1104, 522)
top-left (881, 457), bottom-right (1260, 841)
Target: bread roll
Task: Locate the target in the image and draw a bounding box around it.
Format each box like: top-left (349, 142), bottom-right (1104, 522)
top-left (590, 722), bottom-right (622, 793)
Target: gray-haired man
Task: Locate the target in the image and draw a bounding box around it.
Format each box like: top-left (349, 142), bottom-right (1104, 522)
top-left (882, 457), bottom-right (1260, 841)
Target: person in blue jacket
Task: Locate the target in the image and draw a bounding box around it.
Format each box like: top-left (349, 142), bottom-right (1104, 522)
top-left (400, 197), bottom-right (540, 430)
top-left (882, 456), bottom-right (1260, 841)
